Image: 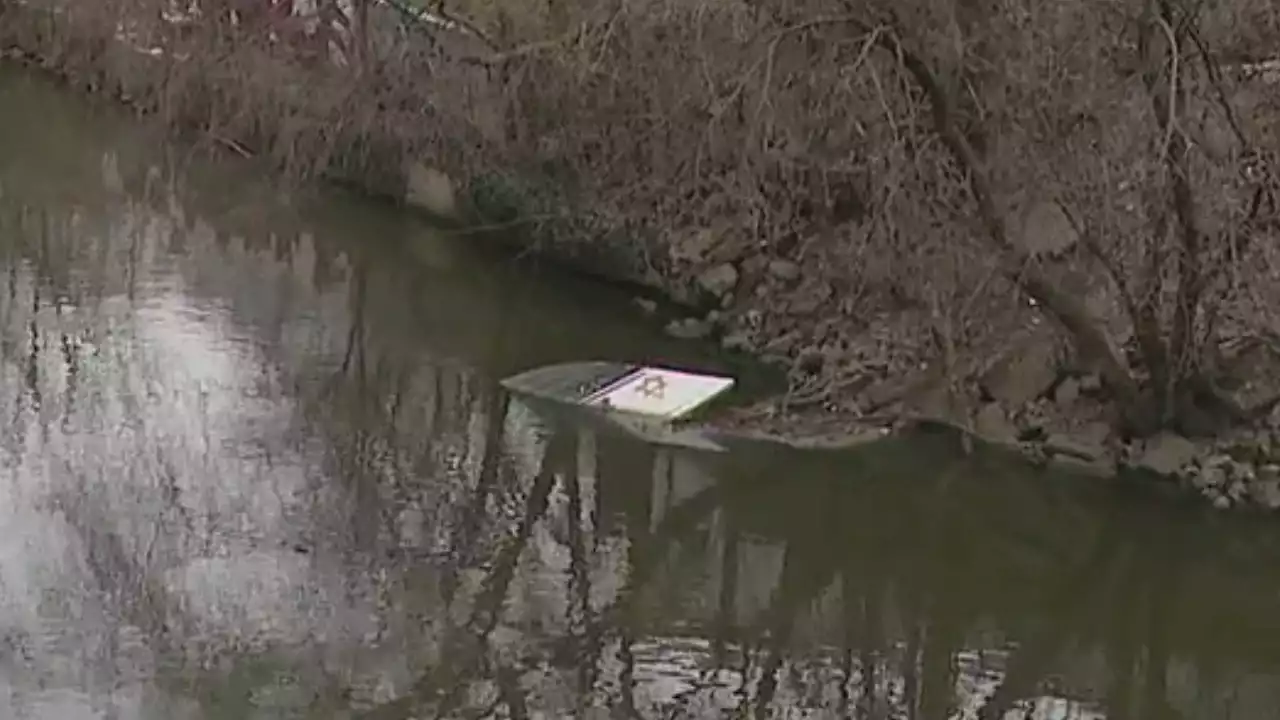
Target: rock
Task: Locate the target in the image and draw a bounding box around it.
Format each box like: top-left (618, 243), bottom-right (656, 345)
top-left (862, 376), bottom-right (905, 411)
top-left (1079, 421), bottom-right (1113, 448)
top-left (665, 318), bottom-right (713, 340)
top-left (980, 335), bottom-right (1060, 407)
top-left (1252, 480), bottom-right (1280, 509)
top-left (909, 387), bottom-right (969, 427)
top-left (788, 282), bottom-right (834, 314)
top-left (1191, 464), bottom-right (1227, 490)
top-left (721, 331), bottom-right (753, 352)
top-left (796, 347), bottom-right (825, 375)
top-left (1078, 374), bottom-right (1103, 395)
top-left (697, 263), bottom-right (739, 298)
top-left (1020, 402), bottom-right (1060, 442)
top-left (1226, 463), bottom-right (1254, 504)
top-left (1254, 434), bottom-right (1275, 461)
top-left (1045, 433), bottom-right (1106, 462)
top-left (1018, 199), bottom-right (1079, 258)
top-left (1227, 432), bottom-right (1273, 464)
top-left (1250, 466), bottom-right (1280, 509)
top-left (768, 259), bottom-right (802, 281)
top-left (1228, 478), bottom-right (1250, 503)
top-left (764, 330), bottom-right (802, 354)
top-left (1136, 432), bottom-right (1199, 477)
top-left (403, 162), bottom-right (459, 219)
top-left (1212, 495), bottom-right (1232, 510)
top-left (974, 403), bottom-right (1018, 444)
top-left (1053, 377), bottom-right (1081, 406)
top-left (670, 228), bottom-right (722, 265)
top-left (632, 298), bottom-right (658, 315)
top-left (1203, 453), bottom-right (1232, 469)
top-left (1232, 460), bottom-right (1257, 484)
top-left (1198, 111), bottom-right (1236, 160)
top-left (1049, 453), bottom-right (1113, 477)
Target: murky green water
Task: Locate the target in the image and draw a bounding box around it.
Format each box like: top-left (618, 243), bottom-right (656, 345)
top-left (4, 67), bottom-right (1280, 720)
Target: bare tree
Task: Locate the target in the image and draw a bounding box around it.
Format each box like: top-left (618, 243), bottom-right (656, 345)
top-left (804, 0), bottom-right (1280, 436)
top-left (12, 0), bottom-right (1279, 442)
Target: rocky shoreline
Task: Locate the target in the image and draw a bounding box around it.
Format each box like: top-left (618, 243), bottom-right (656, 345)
top-left (7, 1), bottom-right (1280, 516)
top-left (624, 196), bottom-right (1280, 513)
top-left (711, 402), bottom-right (1280, 513)
top-left (707, 324), bottom-right (1280, 512)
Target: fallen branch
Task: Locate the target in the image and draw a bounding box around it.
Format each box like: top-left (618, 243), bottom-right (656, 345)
top-left (210, 132), bottom-right (253, 157)
top-left (1146, 11), bottom-right (1205, 409)
top-left (380, 0), bottom-right (497, 51)
top-left (452, 21), bottom-right (601, 67)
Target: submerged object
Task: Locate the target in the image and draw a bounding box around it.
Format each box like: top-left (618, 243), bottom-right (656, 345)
top-left (502, 361), bottom-right (892, 456)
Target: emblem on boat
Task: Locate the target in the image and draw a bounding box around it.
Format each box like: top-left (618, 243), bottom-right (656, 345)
top-left (634, 374), bottom-right (668, 400)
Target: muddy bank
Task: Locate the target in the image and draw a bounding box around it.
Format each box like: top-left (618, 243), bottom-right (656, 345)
top-left (5, 0), bottom-right (1280, 513)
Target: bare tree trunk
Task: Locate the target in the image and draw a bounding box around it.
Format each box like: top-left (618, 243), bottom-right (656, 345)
top-left (1136, 0), bottom-right (1202, 425)
top-left (353, 0), bottom-right (370, 73)
top-left (712, 508), bottom-right (741, 669)
top-left (859, 17), bottom-right (1141, 406)
top-left (357, 430), bottom-right (566, 720)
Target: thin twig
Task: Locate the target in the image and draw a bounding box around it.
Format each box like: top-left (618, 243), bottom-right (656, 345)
top-left (865, 17), bottom-right (1139, 402)
top-left (1154, 17), bottom-right (1179, 159)
top-left (210, 132), bottom-right (253, 157)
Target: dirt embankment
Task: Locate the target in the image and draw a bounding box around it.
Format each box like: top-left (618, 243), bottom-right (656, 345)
top-left (4, 0), bottom-right (1280, 509)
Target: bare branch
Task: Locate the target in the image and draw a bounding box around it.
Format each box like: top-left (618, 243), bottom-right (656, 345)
top-left (865, 20), bottom-right (1139, 401)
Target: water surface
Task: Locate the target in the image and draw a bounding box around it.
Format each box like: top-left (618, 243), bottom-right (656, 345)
top-left (3, 67), bottom-right (1280, 720)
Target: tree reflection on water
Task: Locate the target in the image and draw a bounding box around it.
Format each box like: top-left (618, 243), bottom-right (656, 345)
top-left (343, 398), bottom-right (1280, 720)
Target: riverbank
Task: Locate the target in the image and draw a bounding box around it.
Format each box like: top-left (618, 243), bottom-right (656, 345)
top-left (4, 0), bottom-right (1280, 510)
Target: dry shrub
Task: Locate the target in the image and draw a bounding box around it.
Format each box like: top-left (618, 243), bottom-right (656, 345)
top-left (451, 0), bottom-right (1280, 432)
top-left (865, 0), bottom-right (1280, 433)
top-left (2, 0), bottom-right (458, 190)
top-left (3, 0), bottom-right (1279, 434)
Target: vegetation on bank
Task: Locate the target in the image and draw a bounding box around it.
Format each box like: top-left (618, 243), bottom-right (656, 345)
top-left (2, 0), bottom-right (1280, 454)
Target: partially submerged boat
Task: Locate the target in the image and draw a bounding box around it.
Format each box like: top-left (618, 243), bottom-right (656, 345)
top-left (500, 361), bottom-right (738, 452)
top-left (501, 360), bottom-right (900, 457)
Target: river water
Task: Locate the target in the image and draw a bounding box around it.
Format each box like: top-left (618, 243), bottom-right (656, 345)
top-left (3, 67), bottom-right (1280, 720)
